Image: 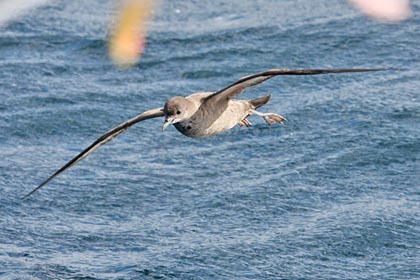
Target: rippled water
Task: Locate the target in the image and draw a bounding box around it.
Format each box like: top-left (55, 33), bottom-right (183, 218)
top-left (1, 0), bottom-right (419, 279)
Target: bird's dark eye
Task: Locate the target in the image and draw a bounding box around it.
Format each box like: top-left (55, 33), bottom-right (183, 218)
top-left (176, 111), bottom-right (181, 115)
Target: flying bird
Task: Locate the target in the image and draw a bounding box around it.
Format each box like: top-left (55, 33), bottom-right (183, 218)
top-left (23, 68), bottom-right (389, 199)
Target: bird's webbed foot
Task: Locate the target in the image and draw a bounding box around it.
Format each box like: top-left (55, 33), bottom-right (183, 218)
top-left (239, 117), bottom-right (252, 127)
top-left (250, 109), bottom-right (287, 125)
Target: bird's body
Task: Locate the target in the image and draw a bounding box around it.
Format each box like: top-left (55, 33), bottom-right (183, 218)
top-left (173, 92), bottom-right (264, 137)
top-left (193, 98), bottom-right (249, 137)
top-left (22, 67), bottom-right (391, 199)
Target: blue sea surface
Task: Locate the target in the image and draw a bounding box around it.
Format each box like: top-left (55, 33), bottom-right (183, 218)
top-left (1, 0), bottom-right (419, 279)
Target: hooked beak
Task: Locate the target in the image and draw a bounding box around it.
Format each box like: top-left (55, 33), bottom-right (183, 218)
top-left (162, 118), bottom-right (173, 131)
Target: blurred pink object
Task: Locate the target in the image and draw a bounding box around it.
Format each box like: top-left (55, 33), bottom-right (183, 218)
top-left (348, 0), bottom-right (411, 22)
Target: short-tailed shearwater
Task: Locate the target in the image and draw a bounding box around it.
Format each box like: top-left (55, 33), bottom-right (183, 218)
top-left (23, 68), bottom-right (389, 199)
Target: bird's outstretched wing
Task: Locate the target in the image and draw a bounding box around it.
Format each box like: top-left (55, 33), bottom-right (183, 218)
top-left (22, 107), bottom-right (164, 200)
top-left (205, 68), bottom-right (392, 102)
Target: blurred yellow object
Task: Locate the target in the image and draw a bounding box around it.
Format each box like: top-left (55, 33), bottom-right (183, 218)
top-left (109, 0), bottom-right (156, 67)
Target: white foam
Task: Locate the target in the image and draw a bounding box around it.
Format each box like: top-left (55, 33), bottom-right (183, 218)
top-left (0, 0), bottom-right (52, 26)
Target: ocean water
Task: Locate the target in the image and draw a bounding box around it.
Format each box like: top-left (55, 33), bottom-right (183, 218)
top-left (1, 0), bottom-right (419, 279)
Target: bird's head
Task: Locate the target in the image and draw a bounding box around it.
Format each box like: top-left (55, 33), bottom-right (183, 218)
top-left (162, 96), bottom-right (190, 131)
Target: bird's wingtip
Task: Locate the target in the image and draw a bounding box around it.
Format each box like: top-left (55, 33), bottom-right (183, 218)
top-left (21, 189), bottom-right (37, 200)
top-left (21, 193), bottom-right (32, 201)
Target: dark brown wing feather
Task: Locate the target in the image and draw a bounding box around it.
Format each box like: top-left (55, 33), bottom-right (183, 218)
top-left (206, 68), bottom-right (393, 102)
top-left (22, 107), bottom-right (164, 199)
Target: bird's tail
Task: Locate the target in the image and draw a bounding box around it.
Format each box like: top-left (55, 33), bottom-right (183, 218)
top-left (250, 94), bottom-right (271, 109)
